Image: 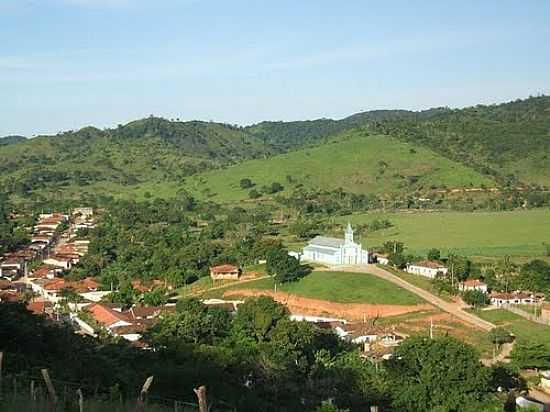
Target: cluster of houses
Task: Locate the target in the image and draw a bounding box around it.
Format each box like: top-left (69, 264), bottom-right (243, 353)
top-left (0, 209), bottom-right (98, 309)
top-left (0, 212), bottom-right (67, 281)
top-left (368, 252), bottom-right (546, 308)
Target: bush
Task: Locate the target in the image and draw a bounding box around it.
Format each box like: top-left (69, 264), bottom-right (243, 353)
top-left (248, 189), bottom-right (261, 199)
top-left (239, 178), bottom-right (254, 189)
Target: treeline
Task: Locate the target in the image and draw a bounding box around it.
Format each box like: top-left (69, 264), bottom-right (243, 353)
top-left (0, 194), bottom-right (30, 255)
top-left (0, 299), bottom-right (527, 411)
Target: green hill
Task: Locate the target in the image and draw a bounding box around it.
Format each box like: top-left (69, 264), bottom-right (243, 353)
top-left (0, 117), bottom-right (270, 201)
top-left (359, 96), bottom-right (550, 186)
top-left (2, 95), bottom-right (549, 204)
top-left (247, 96), bottom-right (550, 187)
top-left (0, 135), bottom-right (26, 146)
top-left (184, 129), bottom-right (495, 202)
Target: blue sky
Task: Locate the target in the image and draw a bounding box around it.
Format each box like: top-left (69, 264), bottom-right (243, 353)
top-left (1, 0), bottom-right (549, 136)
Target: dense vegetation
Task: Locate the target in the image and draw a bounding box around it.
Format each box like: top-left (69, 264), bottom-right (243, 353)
top-left (2, 96), bottom-right (550, 206)
top-left (0, 194), bottom-right (30, 254)
top-left (0, 135), bottom-right (26, 145)
top-left (366, 95), bottom-right (550, 187)
top-left (69, 196), bottom-right (285, 298)
top-left (0, 299), bottom-right (521, 411)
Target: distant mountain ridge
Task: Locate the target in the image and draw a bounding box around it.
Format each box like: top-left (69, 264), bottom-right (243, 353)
top-left (0, 135), bottom-right (26, 145)
top-left (1, 95), bottom-right (549, 202)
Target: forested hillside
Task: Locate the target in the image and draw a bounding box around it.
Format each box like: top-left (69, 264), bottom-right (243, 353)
top-left (1, 96), bottom-right (548, 204)
top-left (366, 96), bottom-right (550, 186)
top-left (0, 117), bottom-right (270, 202)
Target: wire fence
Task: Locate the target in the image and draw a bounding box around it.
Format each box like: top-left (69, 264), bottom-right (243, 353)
top-left (0, 355), bottom-right (224, 412)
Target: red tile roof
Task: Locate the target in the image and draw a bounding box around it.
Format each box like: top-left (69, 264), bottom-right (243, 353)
top-left (32, 266), bottom-right (56, 279)
top-left (411, 260), bottom-right (446, 269)
top-left (463, 279), bottom-right (486, 287)
top-left (87, 303), bottom-right (130, 327)
top-left (490, 292), bottom-right (532, 300)
top-left (210, 264), bottom-right (239, 273)
top-left (27, 301), bottom-right (51, 314)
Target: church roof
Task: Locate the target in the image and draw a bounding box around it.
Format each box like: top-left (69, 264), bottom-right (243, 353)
top-left (303, 245), bottom-right (339, 255)
top-left (307, 236), bottom-right (345, 248)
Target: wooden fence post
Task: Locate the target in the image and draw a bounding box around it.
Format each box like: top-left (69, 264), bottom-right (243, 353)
top-left (193, 386), bottom-right (208, 412)
top-left (76, 388), bottom-right (84, 412)
top-left (0, 351), bottom-right (4, 402)
top-left (41, 369), bottom-right (58, 412)
top-left (12, 375), bottom-right (17, 402)
top-left (135, 376), bottom-right (154, 412)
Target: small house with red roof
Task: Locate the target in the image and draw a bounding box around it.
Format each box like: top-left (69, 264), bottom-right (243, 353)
top-left (210, 264), bottom-right (241, 280)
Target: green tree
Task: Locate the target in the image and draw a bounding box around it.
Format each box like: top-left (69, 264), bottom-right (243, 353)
top-left (232, 296), bottom-right (288, 342)
top-left (427, 248), bottom-right (441, 261)
top-left (386, 336), bottom-right (492, 412)
top-left (462, 290), bottom-right (489, 308)
top-left (266, 247), bottom-right (311, 283)
top-left (488, 328), bottom-right (514, 346)
top-left (239, 178), bottom-right (254, 189)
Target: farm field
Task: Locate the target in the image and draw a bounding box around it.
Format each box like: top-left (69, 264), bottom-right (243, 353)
top-left (183, 131), bottom-right (494, 202)
top-left (198, 270), bottom-right (423, 305)
top-left (472, 308), bottom-right (550, 346)
top-left (335, 209), bottom-right (550, 258)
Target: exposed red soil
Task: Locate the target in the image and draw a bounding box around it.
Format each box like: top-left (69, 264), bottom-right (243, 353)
top-left (223, 289), bottom-right (433, 321)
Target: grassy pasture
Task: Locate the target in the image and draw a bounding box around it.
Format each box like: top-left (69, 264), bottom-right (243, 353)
top-left (183, 131), bottom-right (493, 202)
top-left (472, 308), bottom-right (550, 346)
top-left (198, 271), bottom-right (423, 305)
top-left (334, 209), bottom-right (550, 258)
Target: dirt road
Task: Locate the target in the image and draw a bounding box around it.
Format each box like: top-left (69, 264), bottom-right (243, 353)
top-left (333, 265), bottom-right (496, 331)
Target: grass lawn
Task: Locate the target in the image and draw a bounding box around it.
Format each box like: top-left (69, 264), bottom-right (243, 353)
top-left (199, 271), bottom-right (423, 305)
top-left (336, 209), bottom-right (550, 258)
top-left (472, 309), bottom-right (550, 346)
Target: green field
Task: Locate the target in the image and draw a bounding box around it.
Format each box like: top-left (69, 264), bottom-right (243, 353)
top-left (335, 209), bottom-right (550, 258)
top-left (472, 309), bottom-right (550, 346)
top-left (184, 130), bottom-right (494, 202)
top-left (200, 271), bottom-right (423, 305)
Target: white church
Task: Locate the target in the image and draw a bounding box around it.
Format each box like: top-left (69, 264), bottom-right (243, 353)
top-left (301, 223), bottom-right (369, 265)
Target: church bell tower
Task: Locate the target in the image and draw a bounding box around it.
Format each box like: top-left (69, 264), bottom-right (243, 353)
top-left (345, 222), bottom-right (354, 244)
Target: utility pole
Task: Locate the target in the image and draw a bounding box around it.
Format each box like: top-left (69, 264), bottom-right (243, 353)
top-left (430, 318), bottom-right (434, 339)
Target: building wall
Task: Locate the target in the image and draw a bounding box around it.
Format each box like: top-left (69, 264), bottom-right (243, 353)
top-left (406, 265), bottom-right (447, 279)
top-left (211, 273), bottom-right (240, 280)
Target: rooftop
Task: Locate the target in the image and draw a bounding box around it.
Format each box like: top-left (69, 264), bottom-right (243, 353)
top-left (411, 260), bottom-right (447, 269)
top-left (307, 236), bottom-right (344, 248)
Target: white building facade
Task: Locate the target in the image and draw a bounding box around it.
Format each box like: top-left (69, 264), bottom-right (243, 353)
top-left (302, 224), bottom-right (368, 265)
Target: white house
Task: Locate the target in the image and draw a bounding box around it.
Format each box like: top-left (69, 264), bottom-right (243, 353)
top-left (459, 279), bottom-right (488, 293)
top-left (490, 292), bottom-right (537, 306)
top-left (372, 253), bottom-right (390, 265)
top-left (406, 260), bottom-right (448, 279)
top-left (302, 224), bottom-right (368, 265)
